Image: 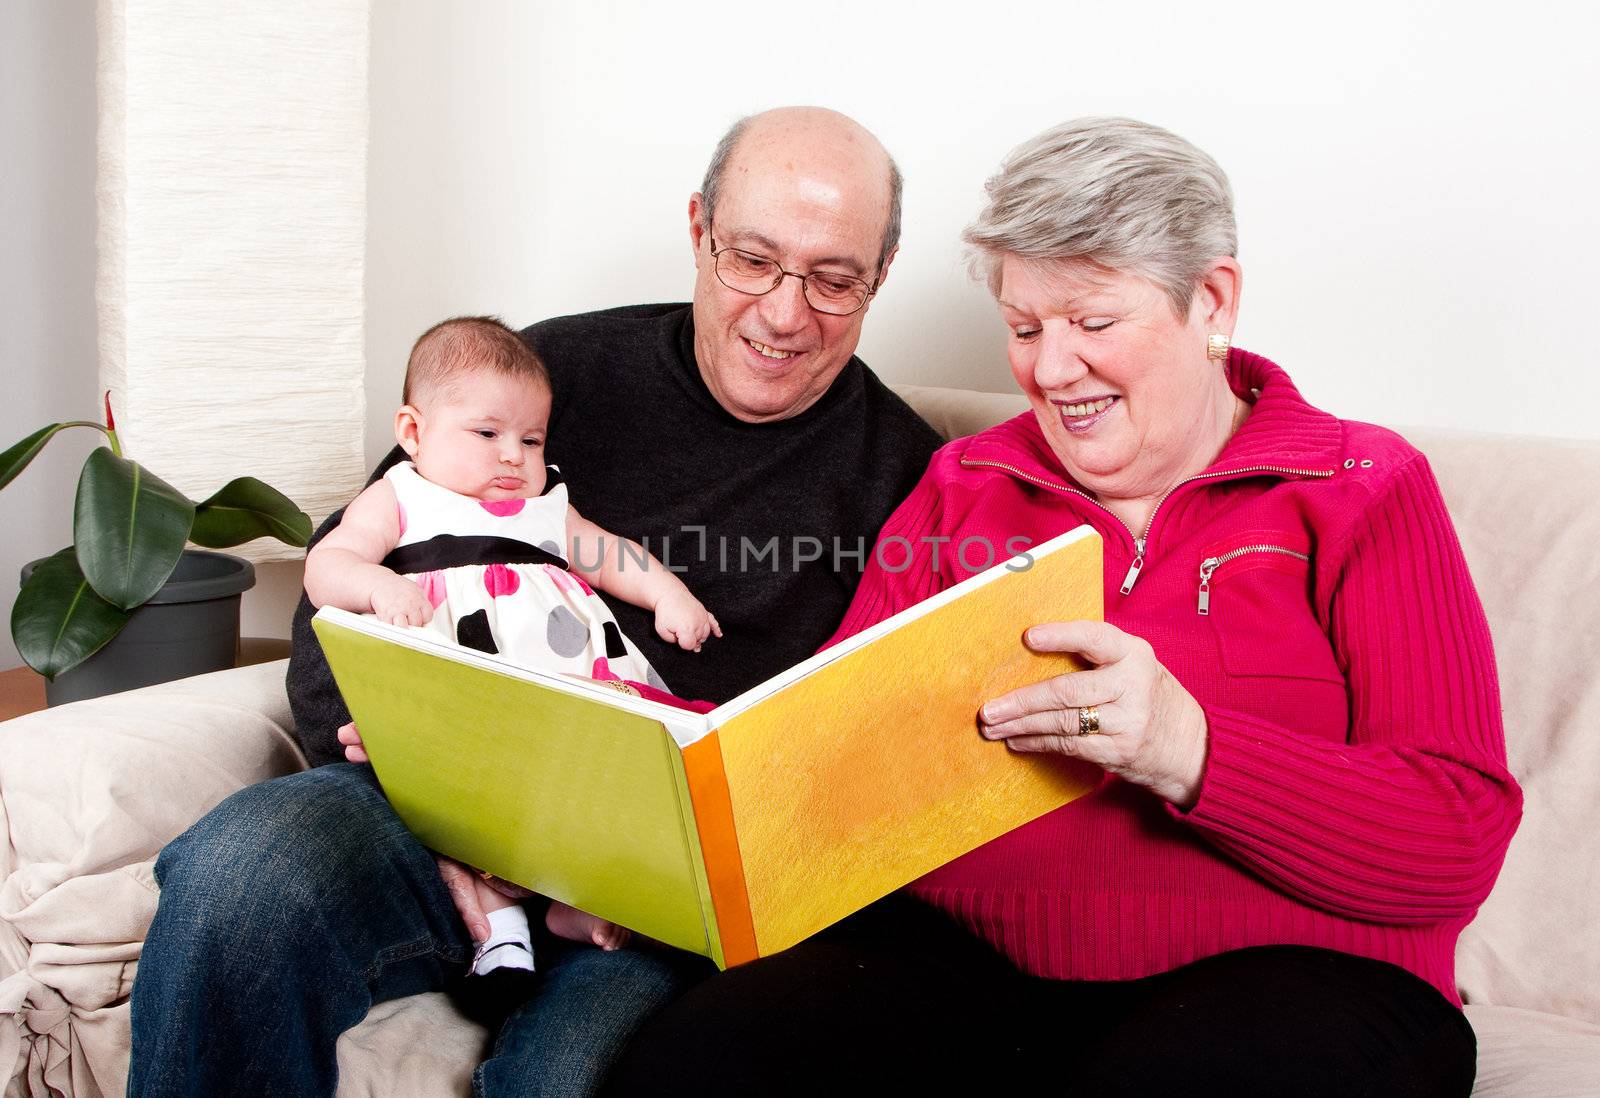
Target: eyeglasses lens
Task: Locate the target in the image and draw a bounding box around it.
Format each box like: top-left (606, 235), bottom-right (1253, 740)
top-left (713, 248), bottom-right (869, 316)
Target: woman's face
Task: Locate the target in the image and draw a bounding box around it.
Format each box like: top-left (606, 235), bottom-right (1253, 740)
top-left (999, 256), bottom-right (1236, 506)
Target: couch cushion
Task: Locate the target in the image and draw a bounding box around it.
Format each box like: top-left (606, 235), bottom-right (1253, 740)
top-left (895, 384), bottom-right (1028, 445)
top-left (1467, 1004), bottom-right (1600, 1097)
top-left (1405, 429), bottom-right (1600, 1023)
top-left (335, 994), bottom-right (483, 1097)
top-left (0, 661), bottom-right (305, 1098)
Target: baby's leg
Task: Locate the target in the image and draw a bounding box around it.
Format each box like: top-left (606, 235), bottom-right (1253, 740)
top-left (469, 876), bottom-right (535, 975)
top-left (546, 900), bottom-right (632, 951)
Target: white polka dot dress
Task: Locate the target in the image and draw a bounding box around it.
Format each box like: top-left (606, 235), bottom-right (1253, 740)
top-left (380, 461), bottom-right (667, 690)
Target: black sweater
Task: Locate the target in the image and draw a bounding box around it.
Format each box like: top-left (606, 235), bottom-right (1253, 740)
top-left (288, 303), bottom-right (941, 766)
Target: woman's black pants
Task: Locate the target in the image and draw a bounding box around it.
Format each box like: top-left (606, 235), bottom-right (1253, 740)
top-left (603, 894), bottom-right (1475, 1097)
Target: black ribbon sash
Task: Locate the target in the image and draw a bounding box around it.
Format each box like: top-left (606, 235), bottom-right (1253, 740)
top-left (382, 534), bottom-right (569, 576)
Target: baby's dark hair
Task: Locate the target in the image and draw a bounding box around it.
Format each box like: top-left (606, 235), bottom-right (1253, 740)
top-left (402, 316), bottom-right (550, 407)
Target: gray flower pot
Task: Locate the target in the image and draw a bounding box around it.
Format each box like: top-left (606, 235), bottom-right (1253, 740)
top-left (20, 549), bottom-right (256, 706)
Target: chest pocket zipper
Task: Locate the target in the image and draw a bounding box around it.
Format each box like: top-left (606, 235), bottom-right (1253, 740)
top-left (1197, 545), bottom-right (1311, 615)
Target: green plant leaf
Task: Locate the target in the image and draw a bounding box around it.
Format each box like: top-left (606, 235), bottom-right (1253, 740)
top-left (190, 477), bottom-right (313, 548)
top-left (74, 449), bottom-right (196, 609)
top-left (0, 422), bottom-right (105, 491)
top-left (12, 548), bottom-right (132, 679)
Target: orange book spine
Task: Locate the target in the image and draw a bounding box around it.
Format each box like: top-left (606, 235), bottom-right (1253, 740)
top-left (680, 732), bottom-right (759, 966)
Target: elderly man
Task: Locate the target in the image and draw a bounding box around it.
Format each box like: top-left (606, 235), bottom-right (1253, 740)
top-left (127, 106), bottom-right (940, 1097)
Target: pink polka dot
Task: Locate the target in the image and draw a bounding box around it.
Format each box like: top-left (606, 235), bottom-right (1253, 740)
top-left (479, 499), bottom-right (526, 517)
top-left (543, 563), bottom-right (594, 596)
top-left (483, 563), bottom-right (520, 598)
top-left (416, 571), bottom-right (447, 608)
top-left (396, 501), bottom-right (407, 539)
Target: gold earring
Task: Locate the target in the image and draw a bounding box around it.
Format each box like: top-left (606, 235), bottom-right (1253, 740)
top-left (1207, 333), bottom-right (1230, 361)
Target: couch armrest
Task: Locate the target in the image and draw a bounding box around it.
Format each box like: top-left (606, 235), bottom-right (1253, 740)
top-left (0, 660), bottom-right (306, 1097)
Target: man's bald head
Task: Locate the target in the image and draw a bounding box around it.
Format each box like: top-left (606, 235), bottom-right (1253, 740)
top-left (700, 107), bottom-right (902, 269)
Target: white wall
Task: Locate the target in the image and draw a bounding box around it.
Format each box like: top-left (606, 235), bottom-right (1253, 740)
top-left (1, 3), bottom-right (100, 672)
top-left (0, 1), bottom-right (310, 672)
top-left (6, 1), bottom-right (1595, 670)
top-left (367, 0), bottom-right (1600, 460)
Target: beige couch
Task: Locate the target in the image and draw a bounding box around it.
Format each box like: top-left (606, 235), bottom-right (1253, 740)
top-left (3, 386), bottom-right (1598, 1097)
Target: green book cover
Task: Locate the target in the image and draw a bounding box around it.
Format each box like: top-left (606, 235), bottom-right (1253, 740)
top-left (313, 523), bottom-right (1103, 968)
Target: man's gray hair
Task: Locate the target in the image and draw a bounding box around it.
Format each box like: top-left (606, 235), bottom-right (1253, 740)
top-left (964, 117), bottom-right (1236, 316)
top-left (699, 115), bottom-right (904, 273)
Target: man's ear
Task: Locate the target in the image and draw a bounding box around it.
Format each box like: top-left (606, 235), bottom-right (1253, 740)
top-left (1193, 256), bottom-right (1242, 337)
top-left (688, 193), bottom-right (709, 268)
top-left (873, 244), bottom-right (899, 292)
top-left (394, 405), bottom-right (423, 458)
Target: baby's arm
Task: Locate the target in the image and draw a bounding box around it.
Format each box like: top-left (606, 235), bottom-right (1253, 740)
top-left (304, 480), bottom-right (434, 627)
top-left (566, 507), bottom-right (721, 651)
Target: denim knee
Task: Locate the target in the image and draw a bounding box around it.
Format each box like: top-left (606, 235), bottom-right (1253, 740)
top-left (153, 764), bottom-right (416, 937)
top-left (133, 765), bottom-right (465, 1097)
top-left (475, 945), bottom-right (713, 1098)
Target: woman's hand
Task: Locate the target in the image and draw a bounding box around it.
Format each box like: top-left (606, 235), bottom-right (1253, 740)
top-left (979, 620), bottom-right (1209, 807)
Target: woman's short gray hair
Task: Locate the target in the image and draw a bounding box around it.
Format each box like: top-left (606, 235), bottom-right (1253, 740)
top-left (964, 117), bottom-right (1236, 316)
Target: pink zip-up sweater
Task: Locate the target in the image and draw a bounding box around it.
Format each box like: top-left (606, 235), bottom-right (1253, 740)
top-left (827, 348), bottom-right (1521, 1005)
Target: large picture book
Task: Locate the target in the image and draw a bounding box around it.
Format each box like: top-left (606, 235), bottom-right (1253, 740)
top-left (313, 524), bottom-right (1103, 968)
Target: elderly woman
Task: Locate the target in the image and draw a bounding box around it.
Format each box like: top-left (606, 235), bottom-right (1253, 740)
top-left (604, 119), bottom-right (1520, 1097)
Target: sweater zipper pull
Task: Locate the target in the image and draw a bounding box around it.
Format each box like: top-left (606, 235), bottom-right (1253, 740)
top-left (1197, 556), bottom-right (1220, 615)
top-left (1119, 539), bottom-right (1147, 595)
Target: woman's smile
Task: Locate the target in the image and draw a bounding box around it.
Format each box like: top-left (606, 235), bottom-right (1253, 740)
top-left (1053, 395), bottom-right (1119, 432)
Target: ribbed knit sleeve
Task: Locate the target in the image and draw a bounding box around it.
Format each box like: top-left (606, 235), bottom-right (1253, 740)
top-left (1173, 453), bottom-right (1522, 923)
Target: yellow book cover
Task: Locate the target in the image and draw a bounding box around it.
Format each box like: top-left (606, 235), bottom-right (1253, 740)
top-left (313, 524), bottom-right (1103, 968)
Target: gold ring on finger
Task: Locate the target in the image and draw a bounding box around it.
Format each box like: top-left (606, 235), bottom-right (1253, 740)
top-left (1078, 705), bottom-right (1101, 736)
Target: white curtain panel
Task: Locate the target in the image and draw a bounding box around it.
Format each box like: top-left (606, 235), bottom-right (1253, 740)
top-left (96, 0), bottom-right (370, 560)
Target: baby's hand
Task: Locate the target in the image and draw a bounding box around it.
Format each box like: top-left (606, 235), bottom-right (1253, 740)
top-left (653, 590), bottom-right (721, 652)
top-left (372, 575), bottom-right (433, 627)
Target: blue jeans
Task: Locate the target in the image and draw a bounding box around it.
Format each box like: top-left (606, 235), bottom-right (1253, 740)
top-left (128, 764), bottom-right (708, 1097)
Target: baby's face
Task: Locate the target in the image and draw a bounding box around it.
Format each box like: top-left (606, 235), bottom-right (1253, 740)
top-left (403, 371), bottom-right (552, 500)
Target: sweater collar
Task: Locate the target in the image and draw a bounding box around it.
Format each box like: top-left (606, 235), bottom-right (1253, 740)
top-left (1218, 348), bottom-right (1342, 472)
top-left (665, 306), bottom-right (867, 428)
top-left (962, 347), bottom-right (1342, 488)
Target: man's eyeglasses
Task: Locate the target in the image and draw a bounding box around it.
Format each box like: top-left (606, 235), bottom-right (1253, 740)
top-left (707, 224), bottom-right (878, 316)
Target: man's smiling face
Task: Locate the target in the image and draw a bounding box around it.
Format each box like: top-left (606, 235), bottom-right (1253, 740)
top-left (687, 109), bottom-right (894, 424)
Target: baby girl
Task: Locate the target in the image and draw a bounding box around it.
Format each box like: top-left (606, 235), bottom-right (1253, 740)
top-left (304, 315), bottom-right (718, 1013)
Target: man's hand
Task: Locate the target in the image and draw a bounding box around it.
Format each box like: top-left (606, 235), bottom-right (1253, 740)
top-left (371, 575), bottom-right (433, 627)
top-left (338, 730), bottom-right (536, 944)
top-left (654, 589), bottom-right (722, 651)
top-left (439, 857), bottom-right (538, 942)
top-left (336, 721), bottom-right (368, 764)
top-left (434, 855), bottom-right (491, 942)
